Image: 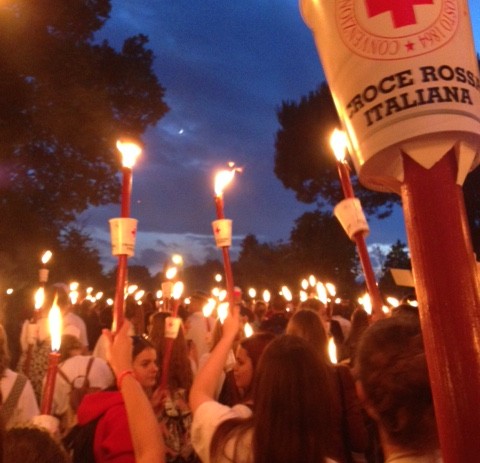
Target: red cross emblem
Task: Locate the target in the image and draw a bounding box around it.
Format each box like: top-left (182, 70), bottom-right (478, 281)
top-left (365, 0), bottom-right (434, 28)
top-left (215, 227), bottom-right (221, 234)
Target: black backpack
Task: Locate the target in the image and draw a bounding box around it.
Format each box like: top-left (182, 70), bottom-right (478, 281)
top-left (63, 414), bottom-right (102, 463)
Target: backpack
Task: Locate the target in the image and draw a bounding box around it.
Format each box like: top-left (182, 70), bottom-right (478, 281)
top-left (57, 357), bottom-right (101, 412)
top-left (62, 414), bottom-right (102, 463)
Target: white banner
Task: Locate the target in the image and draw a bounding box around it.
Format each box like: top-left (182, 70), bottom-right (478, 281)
top-left (300, 0), bottom-right (480, 192)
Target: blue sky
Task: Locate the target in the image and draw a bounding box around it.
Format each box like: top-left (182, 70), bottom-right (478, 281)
top-left (81, 1), bottom-right (480, 275)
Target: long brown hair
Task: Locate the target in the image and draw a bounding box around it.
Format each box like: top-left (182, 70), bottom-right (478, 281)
top-left (148, 312), bottom-right (193, 392)
top-left (211, 335), bottom-right (332, 463)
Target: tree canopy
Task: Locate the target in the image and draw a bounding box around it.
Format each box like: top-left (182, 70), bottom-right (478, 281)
top-left (0, 1), bottom-right (169, 288)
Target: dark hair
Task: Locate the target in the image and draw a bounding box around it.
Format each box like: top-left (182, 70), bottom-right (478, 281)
top-left (342, 308), bottom-right (369, 365)
top-left (237, 332), bottom-right (275, 399)
top-left (148, 312), bottom-right (193, 392)
top-left (59, 334), bottom-right (83, 362)
top-left (211, 335), bottom-right (331, 463)
top-left (286, 309), bottom-right (329, 364)
top-left (4, 426), bottom-right (70, 463)
top-left (131, 334), bottom-right (154, 360)
top-left (356, 317), bottom-right (438, 453)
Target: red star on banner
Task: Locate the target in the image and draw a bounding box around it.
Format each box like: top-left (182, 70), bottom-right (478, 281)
top-left (365, 0), bottom-right (434, 28)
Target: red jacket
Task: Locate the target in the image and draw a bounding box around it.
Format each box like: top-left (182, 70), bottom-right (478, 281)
top-left (77, 391), bottom-right (135, 463)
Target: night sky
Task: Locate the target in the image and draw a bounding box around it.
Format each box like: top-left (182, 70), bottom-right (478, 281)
top-left (79, 1), bottom-right (480, 275)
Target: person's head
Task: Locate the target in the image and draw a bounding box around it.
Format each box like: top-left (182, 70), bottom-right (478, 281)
top-left (0, 324), bottom-right (10, 374)
top-left (269, 294), bottom-right (287, 313)
top-left (252, 335), bottom-right (331, 463)
top-left (356, 317), bottom-right (438, 454)
top-left (233, 332), bottom-right (275, 399)
top-left (148, 312), bottom-right (193, 392)
top-left (188, 290), bottom-right (209, 314)
top-left (299, 298), bottom-right (330, 329)
top-left (59, 334), bottom-right (83, 362)
top-left (253, 301), bottom-right (267, 321)
top-left (211, 335), bottom-right (331, 463)
top-left (4, 426), bottom-right (69, 463)
top-left (132, 335), bottom-right (158, 389)
top-left (286, 309), bottom-right (330, 364)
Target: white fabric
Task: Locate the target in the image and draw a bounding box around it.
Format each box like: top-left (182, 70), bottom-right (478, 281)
top-left (186, 312), bottom-right (214, 360)
top-left (63, 312), bottom-right (88, 348)
top-left (1, 368), bottom-right (39, 429)
top-left (385, 451), bottom-right (442, 463)
top-left (191, 401), bottom-right (253, 463)
top-left (20, 318), bottom-right (50, 352)
top-left (192, 401), bottom-right (339, 463)
top-left (51, 355), bottom-right (114, 418)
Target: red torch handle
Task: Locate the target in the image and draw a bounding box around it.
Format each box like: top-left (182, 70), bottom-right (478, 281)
top-left (40, 352), bottom-right (60, 415)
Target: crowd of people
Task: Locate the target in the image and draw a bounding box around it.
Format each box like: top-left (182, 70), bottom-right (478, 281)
top-left (0, 283), bottom-right (442, 463)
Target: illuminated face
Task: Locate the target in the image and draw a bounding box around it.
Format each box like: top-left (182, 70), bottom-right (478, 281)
top-left (233, 345), bottom-right (253, 392)
top-left (132, 347), bottom-right (158, 389)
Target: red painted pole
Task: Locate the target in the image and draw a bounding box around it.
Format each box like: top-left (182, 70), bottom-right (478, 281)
top-left (113, 166), bottom-right (133, 331)
top-left (401, 149), bottom-right (480, 462)
top-left (214, 194), bottom-right (235, 307)
top-left (337, 161), bottom-right (383, 318)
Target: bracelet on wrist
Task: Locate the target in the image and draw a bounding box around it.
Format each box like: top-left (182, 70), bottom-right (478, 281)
top-left (116, 369), bottom-right (135, 390)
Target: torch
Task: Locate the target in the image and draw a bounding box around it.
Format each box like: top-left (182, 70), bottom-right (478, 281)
top-left (40, 296), bottom-right (62, 415)
top-left (212, 164), bottom-right (241, 309)
top-left (330, 129), bottom-right (383, 320)
top-left (111, 139), bottom-right (141, 332)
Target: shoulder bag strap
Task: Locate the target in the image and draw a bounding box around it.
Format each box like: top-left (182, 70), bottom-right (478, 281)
top-left (0, 373), bottom-right (28, 424)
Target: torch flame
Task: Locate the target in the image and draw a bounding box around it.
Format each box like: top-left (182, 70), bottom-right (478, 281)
top-left (316, 282), bottom-right (328, 305)
top-left (248, 288), bottom-right (256, 299)
top-left (359, 293), bottom-right (372, 315)
top-left (165, 267), bottom-right (178, 280)
top-left (214, 164), bottom-right (242, 197)
top-left (202, 298), bottom-right (216, 318)
top-left (299, 290), bottom-right (308, 302)
top-left (117, 139), bottom-right (142, 169)
top-left (41, 250), bottom-right (52, 265)
top-left (328, 337), bottom-right (337, 364)
top-left (301, 279), bottom-right (308, 291)
top-left (262, 290), bottom-right (271, 304)
top-left (281, 286), bottom-right (292, 302)
top-left (330, 128), bottom-right (348, 163)
top-left (325, 282), bottom-right (336, 297)
top-left (34, 287), bottom-right (45, 310)
top-left (244, 322), bottom-right (254, 338)
top-left (217, 302), bottom-right (229, 324)
top-left (48, 296), bottom-right (62, 352)
top-left (172, 281), bottom-right (184, 300)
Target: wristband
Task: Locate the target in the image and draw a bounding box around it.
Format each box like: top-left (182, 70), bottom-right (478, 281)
top-left (116, 370), bottom-right (134, 390)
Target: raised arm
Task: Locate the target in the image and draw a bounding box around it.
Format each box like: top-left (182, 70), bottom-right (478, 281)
top-left (107, 321), bottom-right (165, 463)
top-left (189, 305), bottom-right (240, 413)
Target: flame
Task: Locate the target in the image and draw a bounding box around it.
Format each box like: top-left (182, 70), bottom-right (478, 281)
top-left (48, 296), bottom-right (62, 351)
top-left (34, 287), bottom-right (45, 310)
top-left (299, 290), bottom-right (308, 302)
top-left (134, 290), bottom-right (145, 301)
top-left (117, 139), bottom-right (142, 169)
top-left (127, 284), bottom-right (138, 295)
top-left (308, 275), bottom-right (316, 287)
top-left (156, 289), bottom-right (163, 299)
top-left (214, 273), bottom-right (223, 283)
top-left (217, 302), bottom-right (229, 324)
top-left (218, 289), bottom-right (227, 301)
top-left (95, 291), bottom-right (103, 300)
top-left (165, 267), bottom-right (178, 280)
top-left (172, 281), bottom-right (184, 300)
top-left (211, 287), bottom-right (220, 297)
top-left (382, 305), bottom-right (391, 315)
top-left (301, 279), bottom-right (309, 291)
top-left (359, 293), bottom-right (372, 315)
top-left (325, 282), bottom-right (336, 297)
top-left (330, 128), bottom-right (348, 163)
top-left (328, 337), bottom-right (337, 364)
top-left (244, 322), bottom-right (254, 338)
top-left (316, 282), bottom-right (328, 305)
top-left (281, 286), bottom-right (292, 302)
top-left (202, 298), bottom-right (216, 318)
top-left (86, 287), bottom-right (93, 295)
top-left (386, 296), bottom-right (400, 307)
top-left (248, 288), bottom-right (256, 299)
top-left (262, 290), bottom-right (271, 303)
top-left (69, 290), bottom-right (79, 305)
top-left (172, 254), bottom-right (183, 265)
top-left (69, 281), bottom-right (79, 291)
top-left (41, 250), bottom-right (52, 265)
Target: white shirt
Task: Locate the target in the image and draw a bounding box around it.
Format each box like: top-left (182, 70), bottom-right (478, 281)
top-left (51, 355), bottom-right (114, 419)
top-left (186, 312), bottom-right (215, 361)
top-left (63, 312), bottom-right (88, 348)
top-left (1, 369), bottom-right (39, 429)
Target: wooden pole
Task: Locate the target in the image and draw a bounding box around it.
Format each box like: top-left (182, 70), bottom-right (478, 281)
top-left (401, 149), bottom-right (480, 462)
